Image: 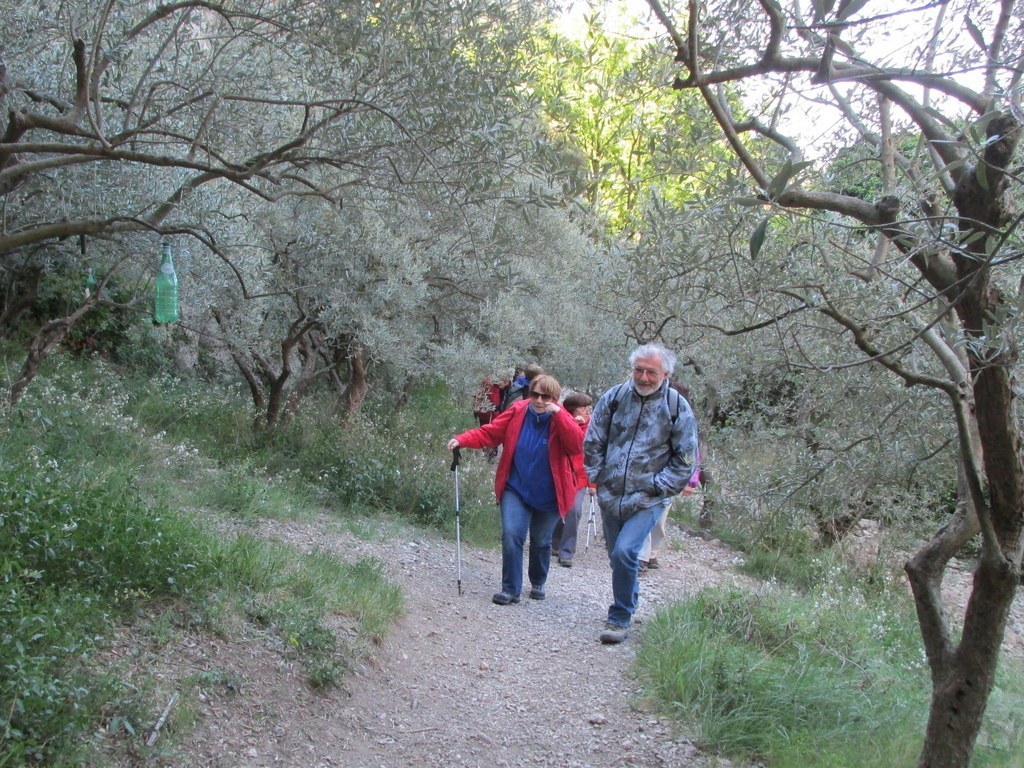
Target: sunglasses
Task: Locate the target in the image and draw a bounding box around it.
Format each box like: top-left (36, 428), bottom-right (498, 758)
top-left (529, 391), bottom-right (554, 402)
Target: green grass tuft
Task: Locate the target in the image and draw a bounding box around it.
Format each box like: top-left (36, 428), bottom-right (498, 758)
top-left (637, 587), bottom-right (926, 766)
top-left (636, 580), bottom-right (1024, 767)
top-left (0, 354), bottom-right (408, 765)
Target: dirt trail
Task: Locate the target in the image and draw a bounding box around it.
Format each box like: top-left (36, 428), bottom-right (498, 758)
top-left (161, 514), bottom-right (754, 768)
top-left (135, 512), bottom-right (1024, 768)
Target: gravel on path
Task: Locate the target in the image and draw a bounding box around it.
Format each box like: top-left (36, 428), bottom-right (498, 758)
top-left (166, 514), bottom-right (751, 768)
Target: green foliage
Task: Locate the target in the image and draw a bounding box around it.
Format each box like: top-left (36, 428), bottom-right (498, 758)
top-left (637, 575), bottom-right (1024, 767)
top-left (295, 397), bottom-right (501, 546)
top-left (0, 456), bottom-right (402, 764)
top-left (64, 275), bottom-right (148, 361)
top-left (532, 12), bottom-right (729, 232)
top-left (235, 540), bottom-right (402, 688)
top-left (0, 460), bottom-right (221, 600)
top-left (109, 355), bottom-right (503, 551)
top-left (0, 353), bottom-right (408, 765)
top-left (190, 459), bottom-right (315, 521)
top-left (0, 457), bottom-right (222, 765)
top-left (825, 134), bottom-right (922, 201)
top-left (123, 376), bottom-right (258, 459)
top-left (636, 586), bottom-right (927, 766)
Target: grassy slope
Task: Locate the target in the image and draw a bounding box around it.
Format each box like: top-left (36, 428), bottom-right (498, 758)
top-left (1, 350), bottom-right (1021, 767)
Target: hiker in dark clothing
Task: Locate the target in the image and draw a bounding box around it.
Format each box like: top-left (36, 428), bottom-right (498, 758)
top-left (500, 363), bottom-right (543, 411)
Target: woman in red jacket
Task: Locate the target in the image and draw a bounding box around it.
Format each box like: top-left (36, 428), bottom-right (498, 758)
top-left (447, 374), bottom-right (583, 605)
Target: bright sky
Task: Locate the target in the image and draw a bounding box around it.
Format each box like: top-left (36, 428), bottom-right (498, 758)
top-left (552, 0), bottom-right (982, 156)
top-left (551, 0), bottom-right (660, 41)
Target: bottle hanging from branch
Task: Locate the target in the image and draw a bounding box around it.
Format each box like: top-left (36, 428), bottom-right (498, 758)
top-left (84, 268), bottom-right (96, 299)
top-left (154, 237), bottom-right (180, 324)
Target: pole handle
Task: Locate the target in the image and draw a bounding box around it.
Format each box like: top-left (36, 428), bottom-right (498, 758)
top-left (450, 446), bottom-right (461, 471)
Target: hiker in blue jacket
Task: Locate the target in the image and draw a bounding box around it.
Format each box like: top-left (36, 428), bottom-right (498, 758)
top-left (583, 343), bottom-right (698, 644)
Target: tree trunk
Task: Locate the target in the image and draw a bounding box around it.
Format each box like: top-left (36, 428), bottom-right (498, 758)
top-left (340, 344), bottom-right (367, 421)
top-left (281, 333), bottom-right (320, 425)
top-left (211, 308), bottom-right (265, 413)
top-left (0, 264), bottom-right (43, 332)
top-left (7, 298), bottom-right (96, 405)
top-left (916, 561), bottom-right (1018, 767)
top-left (907, 340), bottom-right (1023, 767)
top-left (910, 116), bottom-right (1024, 763)
top-left (263, 363), bottom-right (290, 427)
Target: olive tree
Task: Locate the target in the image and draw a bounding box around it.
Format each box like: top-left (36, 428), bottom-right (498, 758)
top-left (645, 0), bottom-right (1022, 764)
top-left (1, 0), bottom-right (592, 411)
top-left (0, 0), bottom-right (392, 399)
top-left (164, 0), bottom-right (618, 423)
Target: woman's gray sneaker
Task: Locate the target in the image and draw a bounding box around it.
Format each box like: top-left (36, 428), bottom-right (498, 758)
top-left (492, 592), bottom-right (520, 605)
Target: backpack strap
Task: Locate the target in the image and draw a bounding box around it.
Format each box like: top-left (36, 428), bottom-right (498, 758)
top-left (667, 386), bottom-right (681, 424)
top-left (606, 382), bottom-right (627, 418)
top-left (664, 386), bottom-right (693, 462)
top-left (608, 382), bottom-right (681, 422)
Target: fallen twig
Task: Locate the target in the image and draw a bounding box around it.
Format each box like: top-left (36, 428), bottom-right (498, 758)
top-left (145, 692), bottom-right (180, 747)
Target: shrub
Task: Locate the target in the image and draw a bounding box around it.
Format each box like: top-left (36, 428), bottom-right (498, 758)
top-left (0, 456), bottom-right (225, 765)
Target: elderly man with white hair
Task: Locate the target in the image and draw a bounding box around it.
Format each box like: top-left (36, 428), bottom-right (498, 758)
top-left (583, 343), bottom-right (698, 644)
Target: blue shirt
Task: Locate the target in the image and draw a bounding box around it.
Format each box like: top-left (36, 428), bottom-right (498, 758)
top-left (507, 407), bottom-right (557, 513)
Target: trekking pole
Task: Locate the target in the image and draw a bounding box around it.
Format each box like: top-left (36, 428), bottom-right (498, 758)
top-left (584, 489), bottom-right (598, 555)
top-left (450, 446), bottom-right (463, 596)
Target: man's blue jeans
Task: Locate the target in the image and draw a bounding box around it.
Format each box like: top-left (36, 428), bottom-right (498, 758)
top-left (601, 501), bottom-right (669, 627)
top-left (499, 489), bottom-right (561, 596)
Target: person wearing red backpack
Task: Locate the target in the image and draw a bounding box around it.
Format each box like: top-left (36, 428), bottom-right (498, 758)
top-left (472, 376), bottom-right (502, 428)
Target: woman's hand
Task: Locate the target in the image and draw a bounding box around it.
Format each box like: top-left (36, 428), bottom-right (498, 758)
top-left (543, 402), bottom-right (561, 415)
top-left (447, 438), bottom-right (460, 451)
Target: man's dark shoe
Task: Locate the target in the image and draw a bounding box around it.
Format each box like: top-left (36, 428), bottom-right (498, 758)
top-left (492, 592), bottom-right (520, 605)
top-left (600, 622), bottom-right (630, 644)
top-left (558, 556), bottom-right (573, 568)
top-left (647, 556), bottom-right (660, 570)
top-left (529, 586), bottom-right (546, 600)
top-left (638, 559), bottom-right (649, 572)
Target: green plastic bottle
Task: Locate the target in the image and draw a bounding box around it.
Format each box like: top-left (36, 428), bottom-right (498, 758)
top-left (154, 238), bottom-right (180, 324)
top-left (84, 268), bottom-right (96, 299)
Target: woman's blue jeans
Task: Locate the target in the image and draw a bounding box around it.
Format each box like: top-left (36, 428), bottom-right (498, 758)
top-left (601, 501), bottom-right (669, 627)
top-left (499, 489), bottom-right (561, 596)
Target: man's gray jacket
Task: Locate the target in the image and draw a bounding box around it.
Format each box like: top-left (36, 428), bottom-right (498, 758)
top-left (583, 379), bottom-right (698, 520)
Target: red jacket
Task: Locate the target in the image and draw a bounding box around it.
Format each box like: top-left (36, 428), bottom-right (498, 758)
top-left (455, 399), bottom-right (583, 517)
